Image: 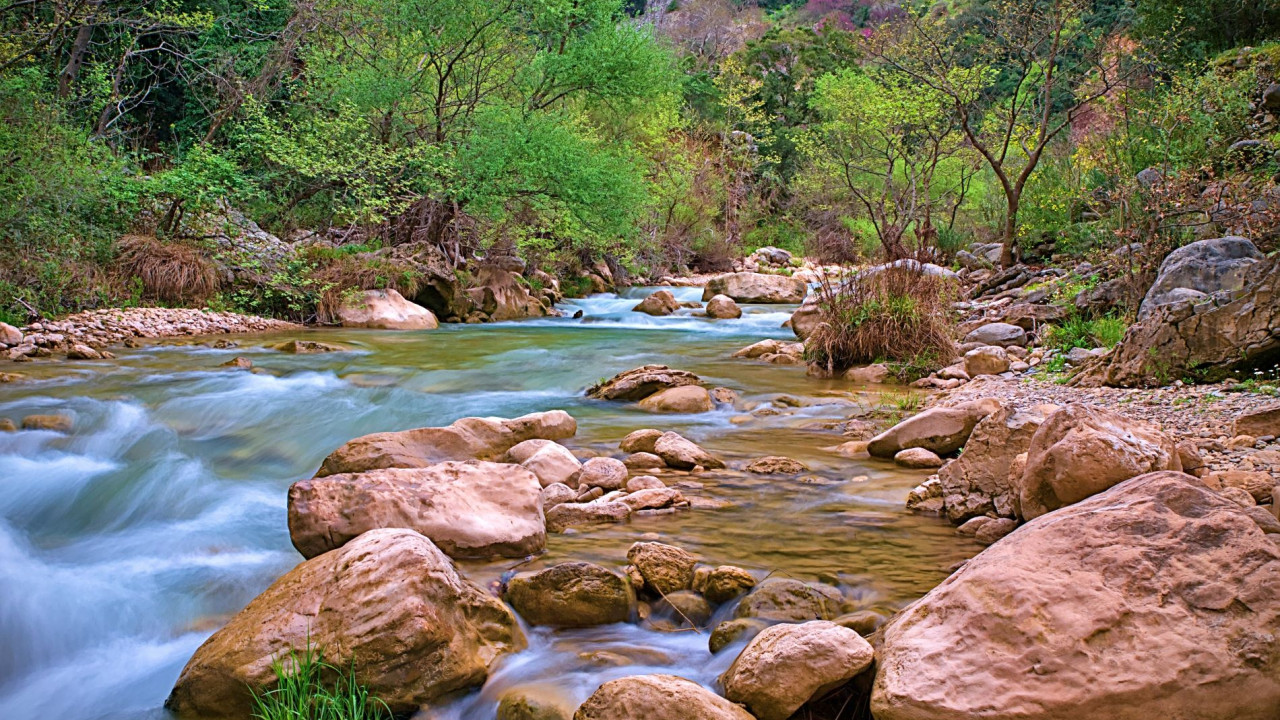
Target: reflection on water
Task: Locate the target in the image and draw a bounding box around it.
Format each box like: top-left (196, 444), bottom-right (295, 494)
top-left (0, 288), bottom-right (978, 720)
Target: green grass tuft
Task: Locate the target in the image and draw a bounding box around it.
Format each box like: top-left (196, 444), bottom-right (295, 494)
top-left (251, 643), bottom-right (389, 720)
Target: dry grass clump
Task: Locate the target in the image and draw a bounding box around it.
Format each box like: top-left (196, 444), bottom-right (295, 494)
top-left (807, 263), bottom-right (958, 378)
top-left (116, 234), bottom-right (220, 303)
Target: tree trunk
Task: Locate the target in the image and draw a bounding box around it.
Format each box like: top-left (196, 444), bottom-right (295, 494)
top-left (58, 1), bottom-right (102, 98)
top-left (1001, 191), bottom-right (1021, 267)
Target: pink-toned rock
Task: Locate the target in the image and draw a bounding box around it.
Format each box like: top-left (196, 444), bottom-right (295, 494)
top-left (638, 385), bottom-right (713, 413)
top-left (579, 457), bottom-right (628, 490)
top-left (574, 674), bottom-right (754, 720)
top-left (706, 294), bottom-right (743, 319)
top-left (335, 288), bottom-right (438, 330)
top-left (867, 399), bottom-right (1002, 459)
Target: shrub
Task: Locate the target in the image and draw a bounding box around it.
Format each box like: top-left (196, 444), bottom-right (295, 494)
top-left (1046, 313), bottom-right (1127, 351)
top-left (806, 264), bottom-right (958, 377)
top-left (116, 235), bottom-right (221, 304)
top-left (251, 643), bottom-right (388, 720)
top-left (304, 250), bottom-right (423, 323)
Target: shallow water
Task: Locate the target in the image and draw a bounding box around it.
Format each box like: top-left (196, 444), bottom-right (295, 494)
top-left (0, 287), bottom-right (979, 720)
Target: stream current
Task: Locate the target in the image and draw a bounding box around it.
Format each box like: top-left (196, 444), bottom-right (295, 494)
top-left (0, 286), bottom-right (979, 720)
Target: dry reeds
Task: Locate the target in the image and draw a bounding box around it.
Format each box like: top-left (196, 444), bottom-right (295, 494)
top-left (306, 249), bottom-right (423, 323)
top-left (116, 234), bottom-right (220, 303)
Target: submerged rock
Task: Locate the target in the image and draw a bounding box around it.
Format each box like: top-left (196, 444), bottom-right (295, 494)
top-left (504, 562), bottom-right (635, 628)
top-left (574, 675), bottom-right (754, 720)
top-left (165, 529), bottom-right (523, 719)
top-left (288, 461), bottom-right (545, 559)
top-left (872, 472), bottom-right (1280, 720)
top-left (545, 501), bottom-right (631, 533)
top-left (588, 365), bottom-right (701, 402)
top-left (21, 414), bottom-right (73, 432)
top-left (734, 578), bottom-right (844, 622)
top-left (272, 339), bottom-right (347, 353)
top-left (745, 456), bottom-right (808, 474)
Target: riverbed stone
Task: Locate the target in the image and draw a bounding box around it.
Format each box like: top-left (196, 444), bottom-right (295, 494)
top-left (651, 590), bottom-right (714, 628)
top-left (706, 294), bottom-right (743, 319)
top-left (541, 482), bottom-right (577, 509)
top-left (273, 339), bottom-right (347, 353)
top-left (21, 414), bottom-right (72, 432)
top-left (579, 457), bottom-right (628, 490)
top-left (318, 410), bottom-right (576, 475)
top-left (710, 618), bottom-right (769, 653)
top-left (1234, 403), bottom-right (1280, 439)
top-left (745, 455), bottom-right (808, 474)
top-left (963, 346), bottom-right (1011, 376)
top-left (722, 620), bottom-right (874, 720)
top-left (504, 562), bottom-right (635, 628)
top-left (0, 322), bottom-right (22, 346)
top-left (867, 399), bottom-right (1001, 459)
top-left (628, 541), bottom-right (697, 595)
top-left (894, 447), bottom-right (944, 468)
top-left (587, 365), bottom-right (701, 401)
top-left (654, 431), bottom-right (724, 470)
top-left (545, 501), bottom-right (631, 533)
top-left (574, 674), bottom-right (755, 720)
top-left (336, 288), bottom-right (439, 330)
top-left (871, 471), bottom-right (1280, 720)
top-left (620, 487), bottom-right (686, 511)
top-left (734, 578), bottom-right (844, 622)
top-left (638, 385), bottom-right (713, 413)
top-left (624, 452), bottom-right (665, 470)
top-left (937, 403), bottom-right (1053, 522)
top-left (620, 428), bottom-right (663, 453)
top-left (701, 565), bottom-right (758, 604)
top-left (519, 442), bottom-right (583, 488)
top-left (165, 529), bottom-right (523, 720)
top-left (1017, 404), bottom-right (1180, 520)
top-left (288, 461), bottom-right (545, 559)
top-left (703, 272), bottom-right (807, 304)
top-left (633, 290), bottom-right (681, 316)
top-left (497, 685), bottom-right (575, 720)
top-left (626, 475), bottom-right (665, 492)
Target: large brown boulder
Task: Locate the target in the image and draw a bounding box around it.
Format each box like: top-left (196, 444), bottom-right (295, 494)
top-left (1017, 404), bottom-right (1180, 520)
top-left (867, 399), bottom-right (1002, 459)
top-left (317, 411), bottom-right (576, 476)
top-left (871, 471), bottom-right (1280, 720)
top-left (466, 265), bottom-right (550, 321)
top-left (937, 404), bottom-right (1054, 522)
top-left (587, 365), bottom-right (701, 401)
top-left (1138, 236), bottom-right (1263, 317)
top-left (633, 290), bottom-right (680, 316)
top-left (653, 431), bottom-right (724, 470)
top-left (722, 620), bottom-right (874, 720)
top-left (288, 461), bottom-right (545, 559)
top-left (165, 529), bottom-right (523, 719)
top-left (574, 675), bottom-right (754, 720)
top-left (638, 386), bottom-right (713, 413)
top-left (705, 294), bottom-right (743, 319)
top-left (1075, 256), bottom-right (1279, 387)
top-left (733, 578), bottom-right (844, 622)
top-left (1234, 403), bottom-right (1280, 438)
top-left (503, 562), bottom-right (636, 627)
top-left (335, 288), bottom-right (438, 330)
top-left (789, 294), bottom-right (823, 340)
top-left (703, 272), bottom-right (807, 304)
top-left (628, 541), bottom-right (697, 595)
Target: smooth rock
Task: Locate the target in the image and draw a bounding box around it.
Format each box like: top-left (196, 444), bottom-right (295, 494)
top-left (520, 442), bottom-right (583, 488)
top-left (734, 578), bottom-right (843, 622)
top-left (545, 501), bottom-right (631, 533)
top-left (504, 562), bottom-right (635, 627)
top-left (1139, 236), bottom-right (1263, 317)
top-left (620, 429), bottom-right (663, 453)
top-left (579, 457), bottom-right (628, 490)
top-left (639, 385), bottom-right (713, 413)
top-left (21, 414), bottom-right (72, 432)
top-left (336, 288), bottom-right (439, 329)
top-left (628, 542), bottom-right (697, 596)
top-left (588, 365), bottom-right (701, 401)
top-left (633, 290), bottom-right (680, 316)
top-left (573, 674), bottom-right (755, 720)
top-left (654, 432), bottom-right (724, 470)
top-left (703, 272), bottom-right (807, 304)
top-left (624, 452), bottom-right (665, 470)
top-left (964, 346), bottom-right (1011, 376)
top-left (867, 399), bottom-right (1001, 458)
top-left (706, 294), bottom-right (743, 319)
top-left (626, 475), bottom-right (666, 492)
top-left (963, 323), bottom-right (1027, 347)
top-left (895, 447), bottom-right (944, 469)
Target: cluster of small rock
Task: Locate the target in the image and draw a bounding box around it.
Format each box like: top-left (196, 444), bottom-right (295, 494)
top-left (0, 308), bottom-right (296, 363)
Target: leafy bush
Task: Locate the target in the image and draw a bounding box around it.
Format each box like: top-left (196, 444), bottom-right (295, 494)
top-left (251, 644), bottom-right (388, 720)
top-left (1046, 314), bottom-right (1127, 351)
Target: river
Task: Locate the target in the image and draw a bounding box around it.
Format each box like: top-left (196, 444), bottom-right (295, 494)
top-left (0, 286), bottom-right (978, 720)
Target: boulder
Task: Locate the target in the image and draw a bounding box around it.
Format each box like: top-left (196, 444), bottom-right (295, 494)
top-left (503, 562), bottom-right (635, 627)
top-left (753, 246), bottom-right (793, 266)
top-left (165, 530), bottom-right (522, 719)
top-left (1017, 405), bottom-right (1180, 520)
top-left (0, 322), bottom-right (21, 346)
top-left (871, 472), bottom-right (1280, 720)
top-left (466, 265), bottom-right (549, 321)
top-left (963, 346), bottom-right (1010, 376)
top-left (1210, 470), bottom-right (1276, 504)
top-left (633, 290), bottom-right (680, 316)
top-left (706, 294), bottom-right (743, 319)
top-left (318, 411), bottom-right (575, 476)
top-left (1076, 256), bottom-right (1280, 387)
top-left (620, 487), bottom-right (686, 511)
top-left (1139, 237), bottom-right (1263, 317)
top-left (651, 590), bottom-right (714, 628)
top-left (867, 399), bottom-right (1002, 459)
top-left (626, 475), bottom-right (665, 492)
top-left (703, 273), bottom-right (808, 304)
top-left (288, 462), bottom-right (545, 559)
top-left (745, 456), bottom-right (808, 474)
top-left (21, 414), bottom-right (73, 432)
top-left (620, 429), bottom-right (663, 453)
top-left (845, 363), bottom-right (892, 384)
top-left (498, 685), bottom-right (575, 720)
top-left (653, 431), bottom-right (724, 470)
top-left (574, 675), bottom-right (755, 720)
top-left (700, 566), bottom-right (758, 605)
top-left (1234, 404), bottom-right (1280, 438)
top-left (963, 323), bottom-right (1027, 347)
top-left (937, 404), bottom-right (1053, 522)
top-left (588, 365), bottom-right (701, 401)
top-left (579, 457), bottom-right (628, 490)
top-left (734, 578), bottom-right (843, 622)
top-left (518, 442), bottom-right (583, 488)
top-left (335, 288), bottom-right (439, 330)
top-left (722, 621), bottom-right (874, 720)
top-left (638, 386), bottom-right (713, 413)
top-left (628, 542), bottom-right (696, 596)
top-left (894, 447), bottom-right (944, 469)
top-left (544, 501), bottom-right (631, 533)
top-left (541, 483), bottom-right (577, 509)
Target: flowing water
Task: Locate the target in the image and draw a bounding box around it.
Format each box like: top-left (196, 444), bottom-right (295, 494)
top-left (0, 286), bottom-right (979, 720)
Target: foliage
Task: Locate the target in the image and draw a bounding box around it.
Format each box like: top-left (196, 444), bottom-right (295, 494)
top-left (1046, 313), bottom-right (1127, 351)
top-left (251, 644), bottom-right (389, 720)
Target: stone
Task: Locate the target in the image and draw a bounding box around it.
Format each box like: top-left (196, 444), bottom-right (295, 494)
top-left (845, 363), bottom-right (892, 384)
top-left (21, 414), bottom-right (72, 432)
top-left (628, 542), bottom-right (697, 596)
top-left (516, 442), bottom-right (582, 488)
top-left (1220, 486), bottom-right (1257, 508)
top-left (651, 590), bottom-right (713, 628)
top-left (702, 566), bottom-right (758, 604)
top-left (620, 428), bottom-right (663, 453)
top-left (956, 516), bottom-right (993, 536)
top-left (66, 343), bottom-right (102, 360)
top-left (1139, 236), bottom-right (1264, 317)
top-left (1210, 470), bottom-right (1276, 504)
top-left (0, 418), bottom-right (15, 432)
top-left (789, 295), bottom-right (823, 341)
top-left (973, 517), bottom-right (1018, 545)
top-left (220, 357), bottom-right (253, 370)
top-left (722, 621), bottom-right (874, 720)
top-left (1017, 405), bottom-right (1181, 520)
top-left (0, 322), bottom-right (22, 346)
top-left (620, 487), bottom-right (686, 511)
top-left (165, 530), bottom-right (522, 719)
top-left (937, 404), bottom-right (1053, 522)
top-left (497, 685), bottom-right (575, 720)
top-left (710, 618), bottom-right (769, 653)
top-left (871, 472), bottom-right (1280, 720)
top-left (1234, 404), bottom-right (1280, 438)
top-left (964, 346), bottom-right (1011, 376)
top-left (753, 246), bottom-right (793, 266)
top-left (745, 456), bottom-right (808, 474)
top-left (318, 410), bottom-right (576, 476)
top-left (1175, 440), bottom-right (1207, 477)
top-left (867, 399), bottom-right (1002, 459)
top-left (963, 323), bottom-right (1027, 347)
top-left (545, 501), bottom-right (631, 533)
top-left (573, 675), bottom-right (755, 720)
top-left (653, 431), bottom-right (724, 470)
top-left (733, 338), bottom-right (785, 359)
top-left (894, 447), bottom-right (944, 469)
top-left (734, 578), bottom-right (843, 622)
top-left (703, 272), bottom-right (807, 304)
top-left (579, 457), bottom-right (628, 490)
top-left (710, 387), bottom-right (738, 405)
top-left (273, 339), bottom-right (347, 353)
top-left (504, 562), bottom-right (635, 627)
top-left (638, 385), bottom-right (713, 413)
top-left (626, 475), bottom-right (665, 492)
top-left (541, 483), bottom-right (577, 509)
top-left (336, 288), bottom-right (439, 330)
top-left (706, 294), bottom-right (743, 319)
top-left (288, 461), bottom-right (545, 559)
top-left (588, 365), bottom-right (701, 401)
top-left (1245, 505), bottom-right (1280, 533)
top-left (835, 610), bottom-right (886, 636)
top-left (633, 290), bottom-right (681, 316)
top-left (624, 452), bottom-right (665, 470)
